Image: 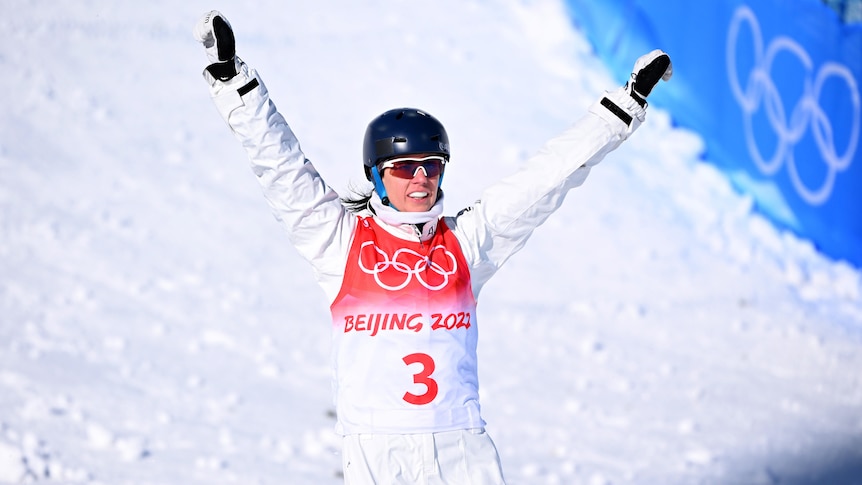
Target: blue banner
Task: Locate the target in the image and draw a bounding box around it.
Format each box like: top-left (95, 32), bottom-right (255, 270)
top-left (565, 0), bottom-right (862, 266)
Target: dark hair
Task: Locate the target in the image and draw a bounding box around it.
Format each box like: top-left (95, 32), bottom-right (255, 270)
top-left (340, 185), bottom-right (374, 213)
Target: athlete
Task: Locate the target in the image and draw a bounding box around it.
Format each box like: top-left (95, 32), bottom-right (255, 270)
top-left (194, 10), bottom-right (671, 484)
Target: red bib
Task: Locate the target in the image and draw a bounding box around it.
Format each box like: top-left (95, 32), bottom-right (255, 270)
top-left (329, 217), bottom-right (483, 434)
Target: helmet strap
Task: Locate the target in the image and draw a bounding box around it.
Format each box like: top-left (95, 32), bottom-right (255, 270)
top-left (370, 165), bottom-right (393, 209)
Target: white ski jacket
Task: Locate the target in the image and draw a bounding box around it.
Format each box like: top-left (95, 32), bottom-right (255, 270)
top-left (203, 60), bottom-right (646, 434)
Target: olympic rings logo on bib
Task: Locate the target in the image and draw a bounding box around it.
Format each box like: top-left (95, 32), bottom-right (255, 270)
top-left (726, 5), bottom-right (860, 205)
top-left (358, 241), bottom-right (457, 291)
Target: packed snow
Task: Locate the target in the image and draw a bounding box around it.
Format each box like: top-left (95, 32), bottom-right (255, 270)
top-left (1, 1), bottom-right (861, 484)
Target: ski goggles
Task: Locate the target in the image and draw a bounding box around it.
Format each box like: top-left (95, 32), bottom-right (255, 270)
top-left (377, 155), bottom-right (447, 179)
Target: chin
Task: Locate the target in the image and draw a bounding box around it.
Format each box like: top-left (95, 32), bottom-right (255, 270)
top-left (403, 199), bottom-right (434, 212)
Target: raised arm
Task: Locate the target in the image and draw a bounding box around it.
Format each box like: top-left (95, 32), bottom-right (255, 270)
top-left (451, 50), bottom-right (673, 296)
top-left (194, 11), bottom-right (354, 301)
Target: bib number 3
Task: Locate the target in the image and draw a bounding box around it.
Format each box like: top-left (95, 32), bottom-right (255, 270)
top-left (402, 353), bottom-right (438, 405)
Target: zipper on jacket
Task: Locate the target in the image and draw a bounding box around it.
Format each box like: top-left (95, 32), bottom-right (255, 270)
top-left (414, 223), bottom-right (425, 248)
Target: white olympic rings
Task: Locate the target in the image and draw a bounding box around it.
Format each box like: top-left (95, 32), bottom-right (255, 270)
top-left (358, 241), bottom-right (457, 291)
top-left (726, 5), bottom-right (860, 205)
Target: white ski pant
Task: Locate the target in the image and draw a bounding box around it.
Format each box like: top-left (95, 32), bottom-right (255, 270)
top-left (341, 428), bottom-right (506, 484)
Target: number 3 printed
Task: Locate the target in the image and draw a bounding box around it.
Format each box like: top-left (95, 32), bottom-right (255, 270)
top-left (402, 353), bottom-right (438, 405)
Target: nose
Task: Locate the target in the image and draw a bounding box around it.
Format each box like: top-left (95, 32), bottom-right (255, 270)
top-left (412, 166), bottom-right (430, 180)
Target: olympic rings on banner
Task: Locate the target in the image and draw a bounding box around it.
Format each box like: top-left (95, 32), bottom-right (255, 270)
top-left (726, 5), bottom-right (860, 205)
top-left (358, 241), bottom-right (457, 291)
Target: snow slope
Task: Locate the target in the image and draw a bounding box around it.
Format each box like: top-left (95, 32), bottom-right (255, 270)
top-left (1, 1), bottom-right (861, 483)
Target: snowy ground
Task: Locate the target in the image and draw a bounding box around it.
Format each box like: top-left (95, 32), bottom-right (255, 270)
top-left (1, 1), bottom-right (861, 484)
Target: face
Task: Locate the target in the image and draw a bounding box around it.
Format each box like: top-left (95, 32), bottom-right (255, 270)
top-left (379, 154), bottom-right (444, 212)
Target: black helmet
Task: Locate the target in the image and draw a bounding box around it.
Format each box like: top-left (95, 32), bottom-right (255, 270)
top-left (362, 108), bottom-right (450, 181)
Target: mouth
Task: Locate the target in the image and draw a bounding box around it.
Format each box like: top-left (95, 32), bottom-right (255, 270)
top-left (408, 191), bottom-right (430, 199)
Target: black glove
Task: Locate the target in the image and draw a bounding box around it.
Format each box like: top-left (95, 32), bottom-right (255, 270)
top-left (626, 49), bottom-right (673, 107)
top-left (193, 10), bottom-right (237, 81)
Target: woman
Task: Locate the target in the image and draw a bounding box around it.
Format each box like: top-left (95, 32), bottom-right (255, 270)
top-left (194, 10), bottom-right (671, 484)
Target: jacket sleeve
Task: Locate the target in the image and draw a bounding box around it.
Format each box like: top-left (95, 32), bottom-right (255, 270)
top-left (203, 60), bottom-right (353, 303)
top-left (449, 87), bottom-right (646, 298)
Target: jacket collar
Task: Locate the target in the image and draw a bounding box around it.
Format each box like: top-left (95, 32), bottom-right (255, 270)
top-left (368, 192), bottom-right (442, 242)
